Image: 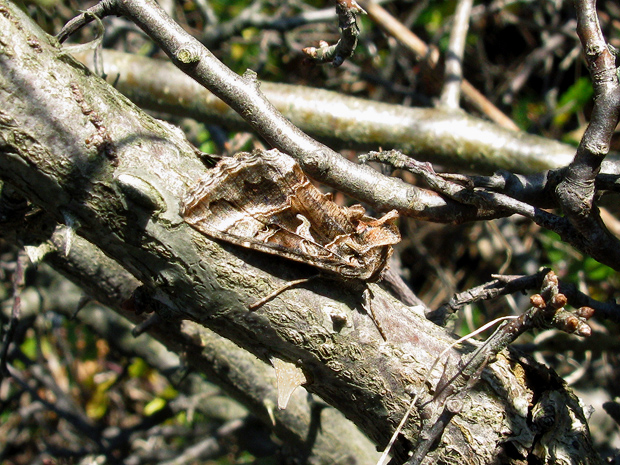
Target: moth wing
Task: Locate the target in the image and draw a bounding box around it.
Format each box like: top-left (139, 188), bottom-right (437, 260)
top-left (187, 206), bottom-right (364, 277)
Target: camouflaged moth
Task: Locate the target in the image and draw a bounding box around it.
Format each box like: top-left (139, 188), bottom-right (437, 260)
top-left (181, 149), bottom-right (400, 282)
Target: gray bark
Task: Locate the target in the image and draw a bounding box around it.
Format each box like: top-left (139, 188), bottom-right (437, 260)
top-left (72, 49), bottom-right (575, 174)
top-left (3, 225), bottom-right (379, 464)
top-left (0, 1), bottom-right (600, 463)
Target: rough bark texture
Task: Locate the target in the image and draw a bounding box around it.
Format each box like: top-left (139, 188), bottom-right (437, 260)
top-left (0, 2), bottom-right (600, 463)
top-left (1, 220), bottom-right (379, 464)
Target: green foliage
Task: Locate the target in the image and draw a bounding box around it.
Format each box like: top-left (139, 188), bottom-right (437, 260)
top-left (583, 255), bottom-right (616, 282)
top-left (86, 372), bottom-right (115, 419)
top-left (128, 356), bottom-right (149, 378)
top-left (209, 0), bottom-right (254, 20)
top-left (555, 77), bottom-right (593, 137)
top-left (19, 332), bottom-right (37, 361)
top-left (416, 0), bottom-right (455, 34)
top-left (512, 97), bottom-right (547, 132)
top-left (541, 229), bottom-right (619, 291)
top-left (143, 396), bottom-right (167, 416)
top-left (197, 127), bottom-right (217, 155)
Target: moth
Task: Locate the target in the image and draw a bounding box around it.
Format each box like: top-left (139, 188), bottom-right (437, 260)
top-left (181, 149), bottom-right (400, 285)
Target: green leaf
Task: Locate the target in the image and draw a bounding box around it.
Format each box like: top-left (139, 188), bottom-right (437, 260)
top-left (128, 357), bottom-right (149, 378)
top-left (583, 256), bottom-right (615, 281)
top-left (144, 397), bottom-right (167, 416)
top-left (553, 77), bottom-right (593, 128)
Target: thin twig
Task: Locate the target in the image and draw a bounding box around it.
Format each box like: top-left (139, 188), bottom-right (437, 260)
top-left (428, 270), bottom-right (548, 324)
top-left (440, 0), bottom-right (474, 108)
top-left (302, 0), bottom-right (366, 67)
top-left (363, 149), bottom-right (620, 270)
top-left (357, 0), bottom-right (519, 130)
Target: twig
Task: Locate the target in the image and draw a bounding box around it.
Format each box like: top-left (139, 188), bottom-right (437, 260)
top-left (381, 267), bottom-right (427, 308)
top-left (440, 0), bottom-right (474, 109)
top-left (158, 418), bottom-right (244, 465)
top-left (431, 269), bottom-right (619, 324)
top-left (201, 4), bottom-right (337, 46)
top-left (476, 271), bottom-right (594, 354)
top-left (302, 0), bottom-right (366, 67)
top-left (5, 361), bottom-right (103, 446)
top-left (428, 270), bottom-right (549, 324)
top-left (1, 5), bottom-right (600, 460)
top-left (56, 0), bottom-right (427, 220)
top-left (357, 0), bottom-right (519, 130)
top-left (363, 149), bottom-right (620, 270)
top-left (406, 356), bottom-right (487, 465)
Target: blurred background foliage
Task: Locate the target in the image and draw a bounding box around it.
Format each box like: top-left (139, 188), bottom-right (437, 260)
top-left (2, 0), bottom-right (620, 463)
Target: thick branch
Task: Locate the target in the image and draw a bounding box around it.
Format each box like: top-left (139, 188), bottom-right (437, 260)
top-left (71, 49), bottom-right (575, 174)
top-left (0, 216), bottom-right (380, 463)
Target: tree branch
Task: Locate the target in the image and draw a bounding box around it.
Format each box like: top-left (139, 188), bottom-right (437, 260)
top-left (554, 0), bottom-right (620, 269)
top-left (362, 150), bottom-right (620, 270)
top-left (70, 48), bottom-right (576, 173)
top-left (440, 0), bottom-right (473, 108)
top-left (0, 218), bottom-right (380, 463)
top-left (0, 2), bottom-right (600, 462)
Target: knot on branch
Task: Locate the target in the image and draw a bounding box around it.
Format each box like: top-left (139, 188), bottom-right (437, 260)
top-left (555, 174), bottom-right (596, 221)
top-left (174, 42), bottom-right (201, 63)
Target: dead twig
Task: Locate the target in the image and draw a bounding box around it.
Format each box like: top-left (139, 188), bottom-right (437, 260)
top-left (302, 0), bottom-right (366, 67)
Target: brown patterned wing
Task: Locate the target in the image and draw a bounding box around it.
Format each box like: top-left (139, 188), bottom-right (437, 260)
top-left (181, 150), bottom-right (400, 281)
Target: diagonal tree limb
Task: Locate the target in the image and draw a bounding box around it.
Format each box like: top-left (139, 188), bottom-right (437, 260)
top-left (0, 211), bottom-right (381, 464)
top-left (58, 0), bottom-right (571, 229)
top-left (57, 0), bottom-right (420, 216)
